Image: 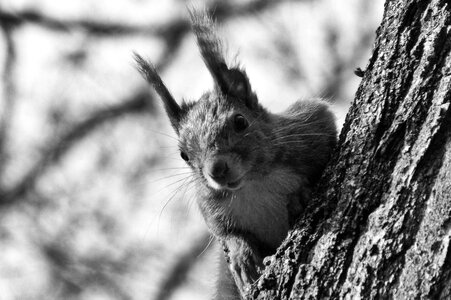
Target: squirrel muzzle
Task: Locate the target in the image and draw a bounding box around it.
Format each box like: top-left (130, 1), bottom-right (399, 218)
top-left (203, 155), bottom-right (245, 191)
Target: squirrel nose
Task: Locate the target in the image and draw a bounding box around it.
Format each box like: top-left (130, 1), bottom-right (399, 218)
top-left (208, 159), bottom-right (229, 181)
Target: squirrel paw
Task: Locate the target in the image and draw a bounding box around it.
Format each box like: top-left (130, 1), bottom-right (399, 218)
top-left (224, 238), bottom-right (263, 298)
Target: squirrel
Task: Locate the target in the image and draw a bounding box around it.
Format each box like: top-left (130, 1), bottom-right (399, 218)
top-left (135, 10), bottom-right (337, 300)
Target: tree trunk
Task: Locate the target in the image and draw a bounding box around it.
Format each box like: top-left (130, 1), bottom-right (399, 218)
top-left (249, 0), bottom-right (451, 299)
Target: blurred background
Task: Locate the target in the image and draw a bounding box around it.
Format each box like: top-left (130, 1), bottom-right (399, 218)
top-left (0, 0), bottom-right (383, 299)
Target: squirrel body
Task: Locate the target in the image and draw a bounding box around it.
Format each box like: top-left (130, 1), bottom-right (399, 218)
top-left (135, 10), bottom-right (337, 300)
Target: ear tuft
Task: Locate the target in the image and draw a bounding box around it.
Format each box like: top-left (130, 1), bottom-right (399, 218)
top-left (189, 9), bottom-right (257, 108)
top-left (188, 9), bottom-right (228, 83)
top-left (134, 53), bottom-right (182, 133)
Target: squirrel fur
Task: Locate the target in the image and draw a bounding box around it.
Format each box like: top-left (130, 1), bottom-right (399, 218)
top-left (135, 10), bottom-right (337, 300)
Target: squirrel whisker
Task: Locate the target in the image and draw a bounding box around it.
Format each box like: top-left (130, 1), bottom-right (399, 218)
top-left (270, 120), bottom-right (333, 134)
top-left (148, 171), bottom-right (195, 184)
top-left (148, 129), bottom-right (179, 141)
top-left (158, 175), bottom-right (195, 224)
top-left (271, 133), bottom-right (337, 141)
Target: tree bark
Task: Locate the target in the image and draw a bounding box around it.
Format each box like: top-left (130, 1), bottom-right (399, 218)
top-left (249, 0), bottom-right (451, 299)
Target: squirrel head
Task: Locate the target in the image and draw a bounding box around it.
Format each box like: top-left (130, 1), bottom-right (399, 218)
top-left (135, 10), bottom-right (273, 192)
top-left (176, 90), bottom-right (272, 192)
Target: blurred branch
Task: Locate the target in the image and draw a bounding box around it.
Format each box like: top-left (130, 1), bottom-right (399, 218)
top-left (321, 3), bottom-right (376, 101)
top-left (211, 0), bottom-right (309, 21)
top-left (268, 21), bottom-right (305, 84)
top-left (0, 19), bottom-right (17, 179)
top-left (154, 232), bottom-right (213, 300)
top-left (0, 91), bottom-right (154, 204)
top-left (0, 0), bottom-right (303, 37)
top-left (321, 26), bottom-right (344, 99)
top-left (43, 241), bottom-right (137, 300)
top-left (0, 9), bottom-right (180, 37)
top-left (321, 25), bottom-right (374, 100)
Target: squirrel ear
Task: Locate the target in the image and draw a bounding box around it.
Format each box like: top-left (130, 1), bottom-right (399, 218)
top-left (189, 10), bottom-right (257, 108)
top-left (216, 67), bottom-right (256, 108)
top-left (134, 53), bottom-right (182, 134)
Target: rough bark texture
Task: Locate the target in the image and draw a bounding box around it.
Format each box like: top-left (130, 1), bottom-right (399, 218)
top-left (249, 0), bottom-right (451, 299)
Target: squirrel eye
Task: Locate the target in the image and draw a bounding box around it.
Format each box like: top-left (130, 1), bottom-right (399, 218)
top-left (234, 114), bottom-right (248, 132)
top-left (180, 151), bottom-right (189, 161)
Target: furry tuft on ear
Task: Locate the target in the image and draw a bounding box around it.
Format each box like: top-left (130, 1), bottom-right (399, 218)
top-left (134, 53), bottom-right (182, 133)
top-left (189, 9), bottom-right (256, 108)
top-left (188, 9), bottom-right (227, 83)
